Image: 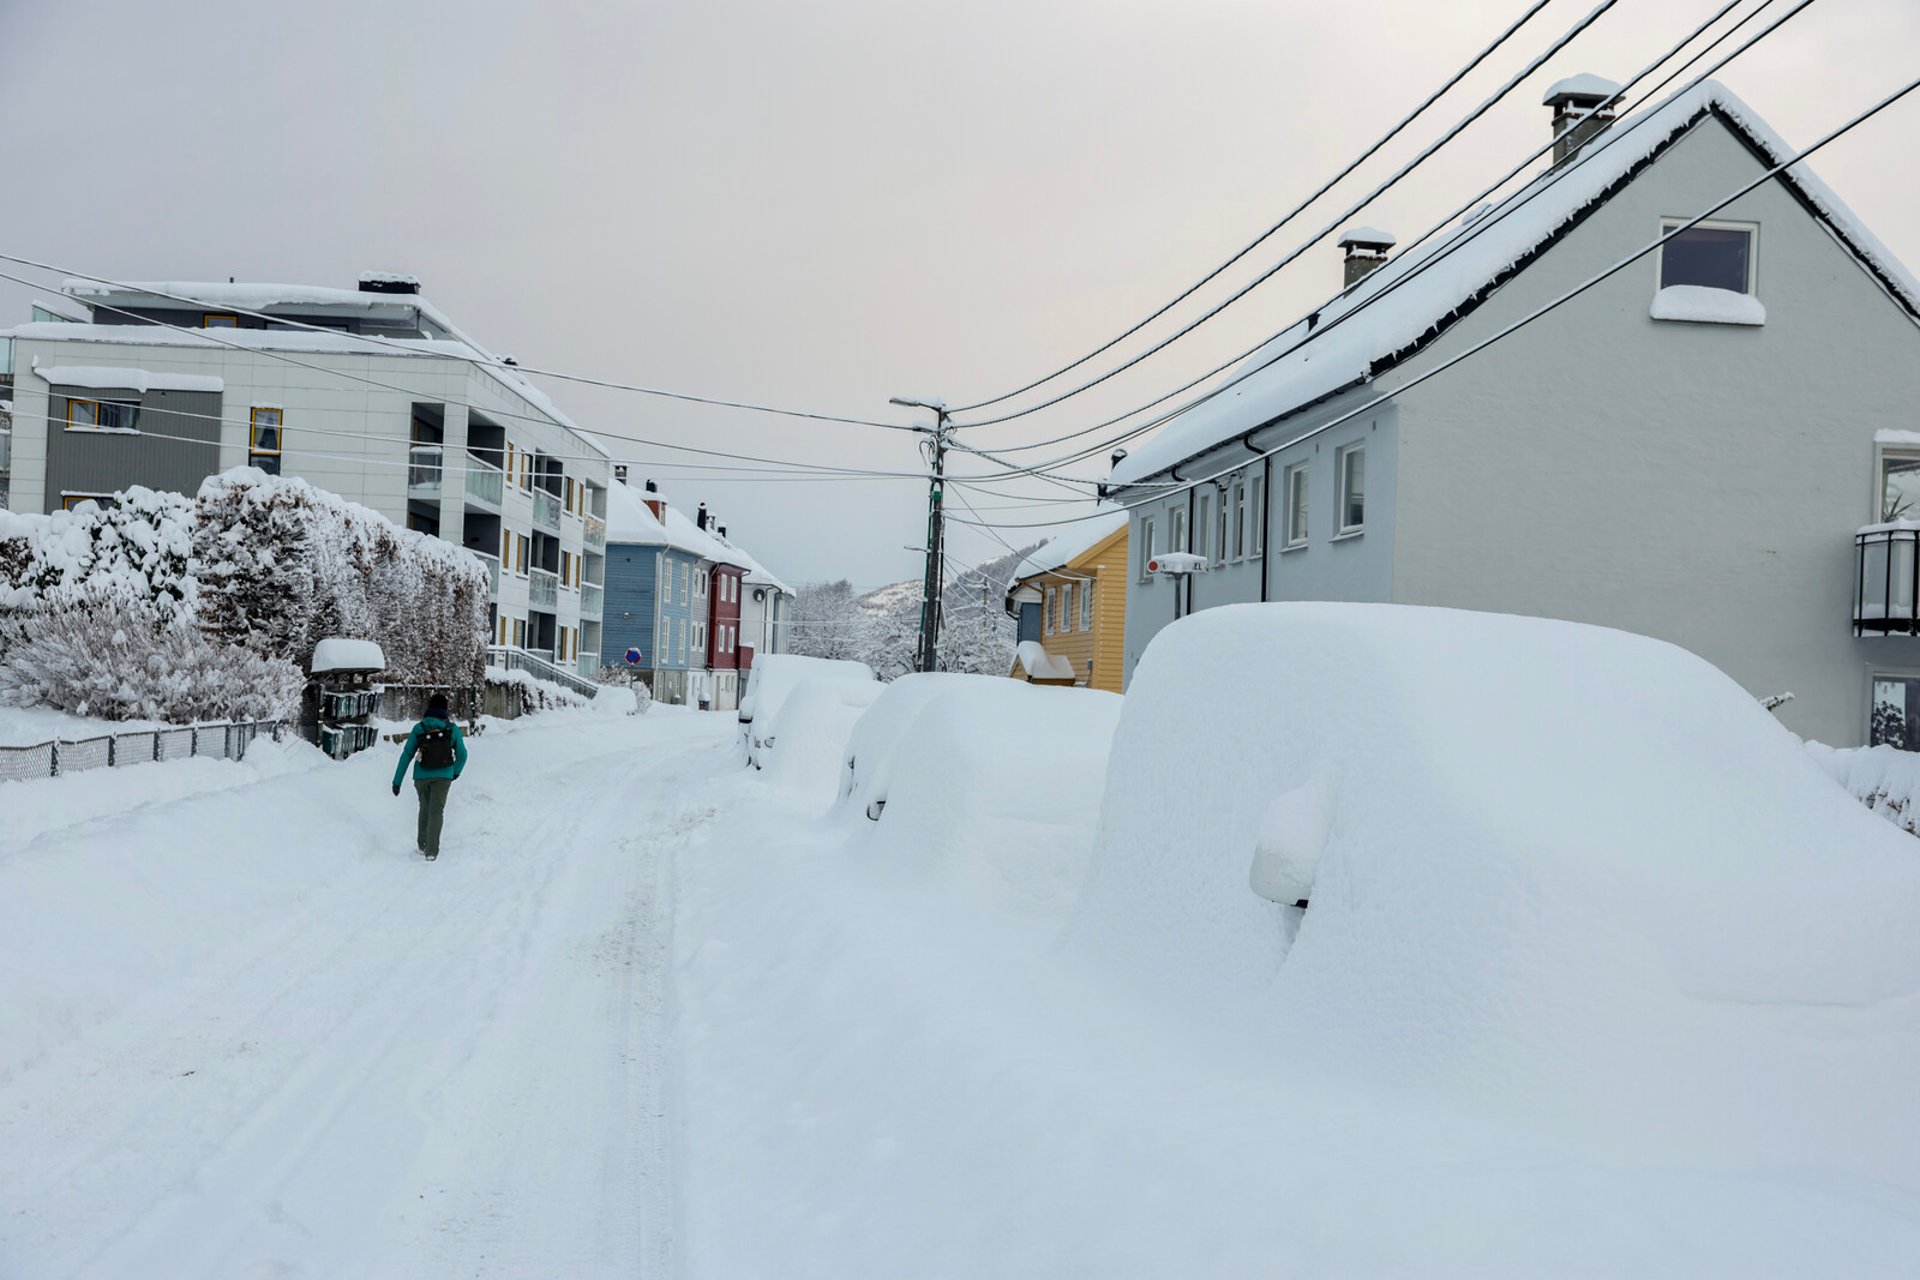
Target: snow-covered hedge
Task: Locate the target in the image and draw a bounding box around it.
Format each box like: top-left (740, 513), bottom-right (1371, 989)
top-left (196, 470), bottom-right (487, 687)
top-left (0, 600), bottom-right (303, 722)
top-left (1807, 741), bottom-right (1920, 836)
top-left (0, 487), bottom-right (197, 648)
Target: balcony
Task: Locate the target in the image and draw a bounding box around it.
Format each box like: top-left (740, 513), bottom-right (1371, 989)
top-left (529, 567), bottom-right (559, 610)
top-left (471, 549), bottom-right (501, 597)
top-left (533, 488), bottom-right (562, 533)
top-left (1854, 525), bottom-right (1920, 634)
top-left (581, 581), bottom-right (603, 618)
top-left (584, 513), bottom-right (606, 553)
top-left (465, 453), bottom-right (503, 508)
top-left (407, 445), bottom-right (443, 499)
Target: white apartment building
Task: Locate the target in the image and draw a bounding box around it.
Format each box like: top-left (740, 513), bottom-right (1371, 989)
top-left (2, 275), bottom-right (610, 678)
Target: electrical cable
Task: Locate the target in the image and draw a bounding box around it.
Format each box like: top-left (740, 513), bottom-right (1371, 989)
top-left (950, 0), bottom-right (1627, 429)
top-left (952, 0), bottom-right (1559, 412)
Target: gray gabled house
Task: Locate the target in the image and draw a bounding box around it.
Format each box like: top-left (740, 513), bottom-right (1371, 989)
top-left (1107, 76), bottom-right (1920, 749)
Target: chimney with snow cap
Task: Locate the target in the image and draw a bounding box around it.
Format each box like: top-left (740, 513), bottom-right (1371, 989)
top-left (1544, 74), bottom-right (1622, 168)
top-left (1336, 227), bottom-right (1396, 289)
top-left (696, 503), bottom-right (710, 531)
top-left (643, 479), bottom-right (665, 522)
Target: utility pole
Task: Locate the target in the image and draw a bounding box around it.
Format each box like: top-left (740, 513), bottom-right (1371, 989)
top-left (889, 395), bottom-right (952, 673)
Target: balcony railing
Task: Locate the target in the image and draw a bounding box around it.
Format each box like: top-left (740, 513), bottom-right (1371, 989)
top-left (529, 567), bottom-right (559, 609)
top-left (581, 581), bottom-right (603, 618)
top-left (533, 488), bottom-right (562, 532)
top-left (408, 445), bottom-right (443, 498)
top-left (1855, 525), bottom-right (1920, 634)
top-left (470, 549), bottom-right (501, 597)
top-left (584, 513), bottom-right (606, 553)
top-left (487, 644), bottom-right (602, 699)
top-left (465, 454), bottom-right (503, 507)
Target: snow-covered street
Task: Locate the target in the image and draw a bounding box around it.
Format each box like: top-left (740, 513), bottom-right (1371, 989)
top-left (1, 707), bottom-right (729, 1278)
top-left (10, 647), bottom-right (1920, 1278)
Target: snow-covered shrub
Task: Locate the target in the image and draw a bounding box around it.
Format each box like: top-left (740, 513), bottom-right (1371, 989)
top-left (1807, 742), bottom-right (1920, 836)
top-left (194, 469), bottom-right (487, 686)
top-left (0, 600), bottom-right (303, 722)
top-left (0, 489), bottom-right (197, 658)
top-left (486, 665), bottom-right (586, 715)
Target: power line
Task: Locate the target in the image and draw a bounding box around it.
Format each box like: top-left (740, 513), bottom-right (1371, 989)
top-left (0, 265), bottom-right (933, 482)
top-left (951, 0), bottom-right (1807, 486)
top-left (0, 252), bottom-right (916, 432)
top-left (951, 0), bottom-right (1559, 413)
top-left (956, 69), bottom-right (1920, 534)
top-left (950, 0), bottom-right (1627, 430)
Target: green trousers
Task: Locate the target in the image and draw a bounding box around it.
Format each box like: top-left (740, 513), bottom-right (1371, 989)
top-left (414, 777), bottom-right (453, 856)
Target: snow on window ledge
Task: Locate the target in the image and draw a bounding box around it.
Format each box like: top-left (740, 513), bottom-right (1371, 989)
top-left (1649, 284), bottom-right (1766, 326)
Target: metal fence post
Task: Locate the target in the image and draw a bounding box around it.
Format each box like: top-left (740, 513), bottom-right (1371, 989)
top-left (48, 741), bottom-right (59, 778)
top-left (107, 736), bottom-right (116, 768)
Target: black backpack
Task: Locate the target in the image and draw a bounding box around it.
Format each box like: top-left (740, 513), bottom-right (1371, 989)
top-left (419, 722), bottom-right (456, 770)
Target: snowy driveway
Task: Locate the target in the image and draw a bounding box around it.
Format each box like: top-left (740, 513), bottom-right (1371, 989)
top-left (1, 708), bottom-right (730, 1279)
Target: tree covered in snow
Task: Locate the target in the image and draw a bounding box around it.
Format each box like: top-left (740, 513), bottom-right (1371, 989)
top-left (788, 580), bottom-right (869, 663)
top-left (0, 598), bottom-right (303, 722)
top-left (789, 544), bottom-right (1030, 680)
top-left (0, 489), bottom-right (197, 660)
top-left (194, 470), bottom-right (488, 687)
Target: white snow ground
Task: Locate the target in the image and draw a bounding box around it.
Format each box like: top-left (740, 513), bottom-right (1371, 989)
top-left (1, 703), bottom-right (730, 1279)
top-left (10, 622), bottom-right (1920, 1277)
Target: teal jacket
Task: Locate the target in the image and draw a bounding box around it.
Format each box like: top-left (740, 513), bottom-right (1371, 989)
top-left (393, 715), bottom-right (468, 785)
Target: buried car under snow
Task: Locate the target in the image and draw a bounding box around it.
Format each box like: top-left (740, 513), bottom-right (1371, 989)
top-left (737, 654), bottom-right (876, 769)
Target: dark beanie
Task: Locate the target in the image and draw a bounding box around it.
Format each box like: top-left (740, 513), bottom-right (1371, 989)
top-left (427, 693), bottom-right (450, 716)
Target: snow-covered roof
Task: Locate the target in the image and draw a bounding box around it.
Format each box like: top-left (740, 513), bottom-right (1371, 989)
top-left (1012, 508), bottom-right (1129, 583)
top-left (45, 280), bottom-right (610, 460)
top-left (602, 480), bottom-right (786, 586)
top-left (30, 364), bottom-right (223, 393)
top-left (1110, 80), bottom-right (1920, 487)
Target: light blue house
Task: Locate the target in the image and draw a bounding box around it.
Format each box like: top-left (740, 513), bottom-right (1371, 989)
top-left (601, 475), bottom-right (708, 705)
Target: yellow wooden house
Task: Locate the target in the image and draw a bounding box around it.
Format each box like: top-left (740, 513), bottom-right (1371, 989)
top-left (1005, 510), bottom-right (1129, 693)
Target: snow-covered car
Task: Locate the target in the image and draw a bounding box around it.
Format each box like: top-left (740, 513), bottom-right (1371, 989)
top-left (738, 654), bottom-right (876, 768)
top-left (842, 675), bottom-right (1122, 915)
top-left (1067, 601), bottom-right (1920, 1183)
top-left (757, 676), bottom-right (886, 810)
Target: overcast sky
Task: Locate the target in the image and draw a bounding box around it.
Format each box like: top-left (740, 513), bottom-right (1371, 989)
top-left (3, 0), bottom-right (1915, 587)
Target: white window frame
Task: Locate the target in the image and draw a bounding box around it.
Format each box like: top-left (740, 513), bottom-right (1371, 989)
top-left (1876, 445), bottom-right (1920, 523)
top-left (1139, 516), bottom-right (1157, 581)
top-left (1195, 491), bottom-right (1212, 562)
top-left (1061, 582), bottom-right (1076, 633)
top-left (1336, 443), bottom-right (1366, 538)
top-left (1655, 217), bottom-right (1759, 294)
top-left (1170, 507), bottom-right (1188, 554)
top-left (1081, 580), bottom-right (1094, 630)
top-left (1251, 474), bottom-right (1266, 556)
top-left (696, 569), bottom-right (708, 599)
top-left (1284, 462), bottom-right (1310, 549)
top-left (1044, 586), bottom-right (1056, 635)
top-left (1231, 479), bottom-right (1247, 560)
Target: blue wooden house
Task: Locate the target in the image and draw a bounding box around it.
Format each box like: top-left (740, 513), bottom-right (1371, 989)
top-left (602, 476), bottom-right (709, 705)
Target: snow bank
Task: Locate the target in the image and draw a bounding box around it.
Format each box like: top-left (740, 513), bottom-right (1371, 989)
top-left (850, 677), bottom-right (1122, 915)
top-left (741, 654), bottom-right (875, 766)
top-left (758, 677), bottom-right (885, 811)
top-left (1807, 740), bottom-right (1920, 836)
top-left (1649, 283), bottom-right (1766, 325)
top-left (1068, 603), bottom-right (1920, 1177)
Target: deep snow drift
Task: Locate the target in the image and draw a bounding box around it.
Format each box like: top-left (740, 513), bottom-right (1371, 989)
top-left (1068, 603), bottom-right (1920, 1178)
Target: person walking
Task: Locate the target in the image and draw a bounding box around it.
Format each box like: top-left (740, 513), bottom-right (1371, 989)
top-left (392, 693), bottom-right (468, 861)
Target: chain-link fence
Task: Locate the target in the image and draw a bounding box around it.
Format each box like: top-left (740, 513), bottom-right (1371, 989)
top-left (0, 720), bottom-right (286, 784)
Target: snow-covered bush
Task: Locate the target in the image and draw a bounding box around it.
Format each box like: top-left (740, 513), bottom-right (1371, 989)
top-left (0, 600), bottom-right (302, 722)
top-left (194, 469), bottom-right (487, 686)
top-left (0, 489), bottom-right (197, 658)
top-left (1807, 741), bottom-right (1920, 836)
top-left (486, 665), bottom-right (587, 715)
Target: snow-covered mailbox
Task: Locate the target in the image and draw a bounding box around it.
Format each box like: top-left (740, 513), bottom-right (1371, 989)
top-left (308, 638), bottom-right (386, 760)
